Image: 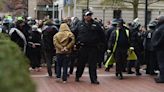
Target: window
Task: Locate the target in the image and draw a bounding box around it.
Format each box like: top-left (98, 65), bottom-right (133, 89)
top-left (147, 10), bottom-right (151, 24)
top-left (113, 10), bottom-right (122, 19)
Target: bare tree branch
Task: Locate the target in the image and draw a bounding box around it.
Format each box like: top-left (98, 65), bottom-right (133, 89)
top-left (138, 0), bottom-right (159, 5)
top-left (123, 0), bottom-right (133, 4)
top-left (148, 0), bottom-right (160, 5)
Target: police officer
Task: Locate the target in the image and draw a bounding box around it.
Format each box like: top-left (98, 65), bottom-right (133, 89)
top-left (105, 19), bottom-right (118, 72)
top-left (144, 20), bottom-right (158, 75)
top-left (128, 19), bottom-right (143, 75)
top-left (73, 11), bottom-right (106, 84)
top-left (152, 16), bottom-right (164, 83)
top-left (108, 18), bottom-right (130, 79)
top-left (69, 17), bottom-right (80, 74)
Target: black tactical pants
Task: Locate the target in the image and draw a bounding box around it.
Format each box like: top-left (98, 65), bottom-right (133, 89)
top-left (156, 50), bottom-right (164, 81)
top-left (76, 46), bottom-right (98, 82)
top-left (114, 48), bottom-right (128, 73)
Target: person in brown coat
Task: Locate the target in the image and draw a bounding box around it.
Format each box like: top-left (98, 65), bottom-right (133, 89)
top-left (53, 23), bottom-right (75, 83)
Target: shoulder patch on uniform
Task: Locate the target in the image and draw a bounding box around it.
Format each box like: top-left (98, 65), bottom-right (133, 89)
top-left (80, 25), bottom-right (84, 27)
top-left (92, 24), bottom-right (96, 27)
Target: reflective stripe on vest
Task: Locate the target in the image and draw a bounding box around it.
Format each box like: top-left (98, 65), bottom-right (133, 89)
top-left (112, 29), bottom-right (129, 52)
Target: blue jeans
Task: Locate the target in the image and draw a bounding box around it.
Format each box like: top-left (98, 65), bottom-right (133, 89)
top-left (56, 54), bottom-right (69, 81)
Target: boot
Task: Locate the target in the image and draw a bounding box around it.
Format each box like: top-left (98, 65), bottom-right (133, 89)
top-left (118, 72), bottom-right (123, 80)
top-left (115, 73), bottom-right (119, 77)
top-left (127, 68), bottom-right (135, 74)
top-left (116, 72), bottom-right (123, 79)
top-left (154, 78), bottom-right (164, 83)
top-left (105, 67), bottom-right (110, 72)
top-left (75, 77), bottom-right (80, 82)
top-left (136, 69), bottom-right (141, 76)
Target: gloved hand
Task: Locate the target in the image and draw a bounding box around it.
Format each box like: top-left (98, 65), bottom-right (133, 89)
top-left (129, 47), bottom-right (134, 50)
top-left (107, 49), bottom-right (111, 53)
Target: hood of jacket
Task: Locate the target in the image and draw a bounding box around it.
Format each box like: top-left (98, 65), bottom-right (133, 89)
top-left (53, 23), bottom-right (75, 54)
top-left (59, 23), bottom-right (71, 32)
top-left (56, 23), bottom-right (72, 43)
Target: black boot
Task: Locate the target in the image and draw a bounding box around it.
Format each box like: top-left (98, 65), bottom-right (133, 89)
top-left (98, 63), bottom-right (102, 68)
top-left (75, 77), bottom-right (80, 82)
top-left (116, 72), bottom-right (123, 80)
top-left (136, 69), bottom-right (141, 76)
top-left (105, 67), bottom-right (110, 72)
top-left (119, 72), bottom-right (123, 80)
top-left (91, 80), bottom-right (100, 84)
top-left (122, 69), bottom-right (127, 72)
top-left (115, 73), bottom-right (119, 77)
top-left (48, 70), bottom-right (52, 77)
top-left (127, 68), bottom-right (135, 74)
top-left (154, 78), bottom-right (164, 83)
top-left (150, 72), bottom-right (158, 75)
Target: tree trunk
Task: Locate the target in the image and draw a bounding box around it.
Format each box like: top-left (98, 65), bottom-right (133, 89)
top-left (133, 0), bottom-right (139, 19)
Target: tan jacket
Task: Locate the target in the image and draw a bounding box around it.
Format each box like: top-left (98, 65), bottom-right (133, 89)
top-left (53, 23), bottom-right (75, 54)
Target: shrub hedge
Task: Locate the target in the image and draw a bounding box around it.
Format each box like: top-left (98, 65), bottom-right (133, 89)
top-left (0, 33), bottom-right (36, 92)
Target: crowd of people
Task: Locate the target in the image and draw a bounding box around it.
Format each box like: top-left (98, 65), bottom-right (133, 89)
top-left (1, 10), bottom-right (164, 84)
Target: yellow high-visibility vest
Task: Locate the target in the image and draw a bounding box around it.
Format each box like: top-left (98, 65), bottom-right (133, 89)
top-left (105, 29), bottom-right (137, 67)
top-left (113, 29), bottom-right (129, 52)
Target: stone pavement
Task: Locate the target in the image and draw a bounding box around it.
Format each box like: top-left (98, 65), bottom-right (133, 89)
top-left (31, 67), bottom-right (164, 92)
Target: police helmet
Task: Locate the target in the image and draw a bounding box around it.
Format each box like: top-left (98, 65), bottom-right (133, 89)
top-left (148, 20), bottom-right (158, 27)
top-left (111, 19), bottom-right (118, 25)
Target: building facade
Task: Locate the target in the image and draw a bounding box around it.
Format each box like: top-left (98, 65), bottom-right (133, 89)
top-left (72, 0), bottom-right (164, 25)
top-left (28, 0), bottom-right (164, 25)
top-left (28, 0), bottom-right (58, 19)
